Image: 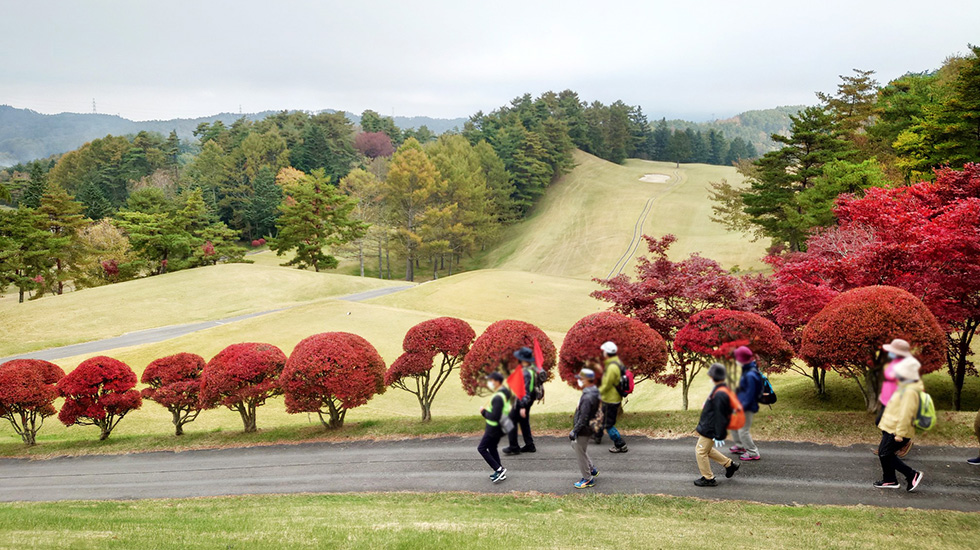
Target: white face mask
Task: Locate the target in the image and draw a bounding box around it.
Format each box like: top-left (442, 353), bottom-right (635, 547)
top-left (487, 381), bottom-right (496, 391)
top-left (577, 379), bottom-right (584, 388)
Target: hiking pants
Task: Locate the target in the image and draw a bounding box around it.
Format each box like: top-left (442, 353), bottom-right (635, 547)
top-left (572, 435), bottom-right (595, 479)
top-left (730, 410), bottom-right (759, 456)
top-left (696, 435), bottom-right (733, 480)
top-left (878, 431), bottom-right (916, 484)
top-left (507, 401), bottom-right (534, 449)
top-left (594, 401), bottom-right (625, 448)
top-left (478, 425), bottom-right (504, 471)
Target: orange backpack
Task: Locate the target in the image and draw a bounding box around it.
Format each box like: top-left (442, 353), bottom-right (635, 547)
top-left (713, 385), bottom-right (745, 431)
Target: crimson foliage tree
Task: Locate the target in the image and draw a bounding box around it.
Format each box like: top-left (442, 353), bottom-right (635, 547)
top-left (385, 317), bottom-right (475, 422)
top-left (674, 309), bottom-right (794, 395)
top-left (770, 164), bottom-right (980, 408)
top-left (0, 359), bottom-right (65, 445)
top-left (557, 312), bottom-right (667, 389)
top-left (281, 332), bottom-right (386, 429)
top-left (354, 132), bottom-right (395, 158)
top-left (199, 343), bottom-right (286, 433)
top-left (592, 234), bottom-right (764, 408)
top-left (460, 320), bottom-right (557, 396)
top-left (800, 286), bottom-right (946, 412)
top-left (57, 356), bottom-right (141, 441)
top-left (141, 352), bottom-right (206, 436)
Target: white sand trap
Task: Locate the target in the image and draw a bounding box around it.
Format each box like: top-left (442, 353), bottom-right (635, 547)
top-left (639, 173), bottom-right (670, 183)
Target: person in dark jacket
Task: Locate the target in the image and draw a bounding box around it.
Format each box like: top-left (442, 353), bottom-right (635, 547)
top-left (503, 347), bottom-right (537, 455)
top-left (730, 346), bottom-right (763, 461)
top-left (694, 363), bottom-right (740, 487)
top-left (478, 372), bottom-right (512, 483)
top-left (569, 368), bottom-right (601, 489)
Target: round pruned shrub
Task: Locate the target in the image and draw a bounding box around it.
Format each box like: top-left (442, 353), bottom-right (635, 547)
top-left (0, 359), bottom-right (65, 445)
top-left (57, 356), bottom-right (142, 441)
top-left (460, 319), bottom-right (556, 396)
top-left (558, 311), bottom-right (667, 388)
top-left (281, 332), bottom-right (386, 429)
top-left (199, 342), bottom-right (286, 433)
top-left (800, 285), bottom-right (946, 412)
top-left (141, 352), bottom-right (206, 436)
top-left (385, 317), bottom-right (476, 422)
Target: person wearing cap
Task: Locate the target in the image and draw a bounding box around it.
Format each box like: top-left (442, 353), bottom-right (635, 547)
top-left (694, 363), bottom-right (740, 487)
top-left (502, 347), bottom-right (537, 455)
top-left (874, 356), bottom-right (925, 492)
top-left (569, 367), bottom-right (601, 489)
top-left (478, 372), bottom-right (512, 483)
top-left (879, 339), bottom-right (917, 457)
top-left (594, 341), bottom-right (629, 453)
top-left (730, 346), bottom-right (763, 461)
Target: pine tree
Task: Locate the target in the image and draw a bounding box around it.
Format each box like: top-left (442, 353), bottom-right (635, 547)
top-left (384, 139), bottom-right (441, 281)
top-left (37, 185), bottom-right (90, 294)
top-left (21, 162), bottom-right (47, 209)
top-left (0, 208), bottom-right (53, 302)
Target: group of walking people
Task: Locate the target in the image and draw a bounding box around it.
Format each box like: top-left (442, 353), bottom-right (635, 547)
top-left (477, 337), bottom-right (980, 492)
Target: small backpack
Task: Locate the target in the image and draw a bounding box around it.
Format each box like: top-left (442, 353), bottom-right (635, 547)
top-left (531, 367), bottom-right (547, 402)
top-left (611, 360), bottom-right (635, 397)
top-left (715, 386), bottom-right (746, 431)
top-left (758, 374), bottom-right (777, 406)
top-left (914, 391), bottom-right (937, 431)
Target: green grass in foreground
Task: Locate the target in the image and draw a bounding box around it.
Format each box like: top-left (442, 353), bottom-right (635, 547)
top-left (1, 493), bottom-right (977, 550)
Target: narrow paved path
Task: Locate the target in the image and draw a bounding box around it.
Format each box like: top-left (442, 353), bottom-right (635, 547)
top-left (0, 285), bottom-right (413, 363)
top-left (2, 436), bottom-right (978, 510)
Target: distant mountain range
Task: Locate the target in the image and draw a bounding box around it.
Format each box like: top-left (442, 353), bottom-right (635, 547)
top-left (0, 105), bottom-right (469, 167)
top-left (665, 105), bottom-right (804, 154)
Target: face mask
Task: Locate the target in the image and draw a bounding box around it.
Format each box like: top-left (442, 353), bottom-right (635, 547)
top-left (887, 352), bottom-right (897, 360)
top-left (577, 379), bottom-right (584, 388)
top-left (487, 381), bottom-right (496, 391)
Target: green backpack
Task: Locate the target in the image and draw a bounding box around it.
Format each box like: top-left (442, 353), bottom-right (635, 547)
top-left (914, 391), bottom-right (937, 431)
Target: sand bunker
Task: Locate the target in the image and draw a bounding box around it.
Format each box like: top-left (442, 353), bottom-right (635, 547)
top-left (639, 173), bottom-right (670, 183)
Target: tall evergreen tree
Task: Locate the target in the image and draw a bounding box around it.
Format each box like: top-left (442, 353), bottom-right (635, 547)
top-left (384, 139), bottom-right (441, 281)
top-left (37, 185), bottom-right (89, 295)
top-left (21, 162), bottom-right (47, 209)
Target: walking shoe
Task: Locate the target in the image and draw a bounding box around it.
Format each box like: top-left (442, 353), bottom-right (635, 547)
top-left (896, 440), bottom-right (914, 458)
top-left (490, 467), bottom-right (507, 483)
top-left (574, 477), bottom-right (595, 489)
top-left (591, 435), bottom-right (602, 445)
top-left (694, 476), bottom-right (717, 487)
top-left (967, 456), bottom-right (980, 465)
top-left (873, 480), bottom-right (901, 489)
top-left (609, 444), bottom-right (629, 453)
top-left (730, 446), bottom-right (747, 454)
top-left (907, 471), bottom-right (923, 493)
top-left (501, 446), bottom-right (521, 455)
top-left (520, 445), bottom-right (536, 453)
top-left (590, 467), bottom-right (599, 477)
top-left (725, 461), bottom-right (740, 478)
top-left (739, 452), bottom-right (761, 461)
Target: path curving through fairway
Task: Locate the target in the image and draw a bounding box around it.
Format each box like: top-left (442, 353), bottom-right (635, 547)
top-left (605, 169), bottom-right (682, 279)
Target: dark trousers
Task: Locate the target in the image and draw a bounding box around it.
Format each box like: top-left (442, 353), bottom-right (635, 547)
top-left (507, 401), bottom-right (534, 449)
top-left (478, 424), bottom-right (504, 471)
top-left (593, 402), bottom-right (625, 447)
top-left (878, 431), bottom-right (916, 483)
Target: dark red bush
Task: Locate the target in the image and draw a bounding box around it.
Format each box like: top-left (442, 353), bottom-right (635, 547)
top-left (385, 317), bottom-right (475, 421)
top-left (281, 332), bottom-right (386, 429)
top-left (800, 285), bottom-right (946, 412)
top-left (199, 343), bottom-right (286, 433)
top-left (57, 356), bottom-right (141, 441)
top-left (141, 352), bottom-right (206, 436)
top-left (459, 320), bottom-right (556, 396)
top-left (558, 311), bottom-right (667, 388)
top-left (354, 131), bottom-right (395, 158)
top-left (0, 359), bottom-right (65, 445)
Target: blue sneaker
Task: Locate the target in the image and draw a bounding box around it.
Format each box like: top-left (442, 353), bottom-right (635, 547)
top-left (590, 467), bottom-right (599, 477)
top-left (967, 456), bottom-right (980, 466)
top-left (574, 477), bottom-right (595, 489)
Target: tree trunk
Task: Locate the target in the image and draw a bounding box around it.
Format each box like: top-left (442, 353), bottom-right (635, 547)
top-left (405, 255), bottom-right (413, 281)
top-left (861, 369), bottom-right (882, 413)
top-left (239, 403), bottom-right (257, 433)
top-left (172, 409), bottom-right (184, 436)
top-left (680, 375), bottom-right (690, 411)
top-left (432, 258), bottom-right (438, 280)
top-left (378, 241), bottom-right (383, 280)
top-left (99, 422), bottom-right (111, 441)
top-left (358, 241), bottom-right (364, 277)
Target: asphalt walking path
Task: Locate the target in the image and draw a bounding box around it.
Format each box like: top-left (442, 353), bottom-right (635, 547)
top-left (0, 285), bottom-right (414, 363)
top-left (2, 436), bottom-right (978, 510)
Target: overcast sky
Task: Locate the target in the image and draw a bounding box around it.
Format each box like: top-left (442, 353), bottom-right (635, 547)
top-left (2, 0), bottom-right (978, 122)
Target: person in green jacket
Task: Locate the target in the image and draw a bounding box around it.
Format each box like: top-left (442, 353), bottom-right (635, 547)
top-left (875, 357), bottom-right (925, 492)
top-left (592, 341), bottom-right (628, 453)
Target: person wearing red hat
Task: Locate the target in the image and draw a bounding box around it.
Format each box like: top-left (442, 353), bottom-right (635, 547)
top-left (730, 346), bottom-right (763, 460)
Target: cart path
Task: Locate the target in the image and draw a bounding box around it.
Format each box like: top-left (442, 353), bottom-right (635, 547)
top-left (2, 436), bottom-right (978, 510)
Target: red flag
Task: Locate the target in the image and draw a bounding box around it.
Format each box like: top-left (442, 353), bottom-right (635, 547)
top-left (506, 367), bottom-right (526, 401)
top-left (533, 338), bottom-right (544, 372)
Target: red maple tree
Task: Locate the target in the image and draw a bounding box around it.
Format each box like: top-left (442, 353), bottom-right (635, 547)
top-left (354, 131), bottom-right (395, 158)
top-left (199, 343), bottom-right (286, 433)
top-left (557, 311), bottom-right (667, 389)
top-left (141, 352), bottom-right (206, 436)
top-left (800, 286), bottom-right (946, 412)
top-left (459, 320), bottom-right (556, 396)
top-left (0, 359), bottom-right (65, 445)
top-left (57, 356), bottom-right (142, 440)
top-left (281, 332), bottom-right (386, 429)
top-left (385, 317), bottom-right (476, 422)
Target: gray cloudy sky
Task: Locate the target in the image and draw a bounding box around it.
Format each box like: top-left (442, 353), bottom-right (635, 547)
top-left (2, 0), bottom-right (978, 122)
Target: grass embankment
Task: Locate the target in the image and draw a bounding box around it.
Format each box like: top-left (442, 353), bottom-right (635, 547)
top-left (1, 493), bottom-right (977, 550)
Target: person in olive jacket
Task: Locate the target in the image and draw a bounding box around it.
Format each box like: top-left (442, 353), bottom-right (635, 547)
top-left (875, 357), bottom-right (925, 492)
top-left (694, 363), bottom-right (740, 487)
